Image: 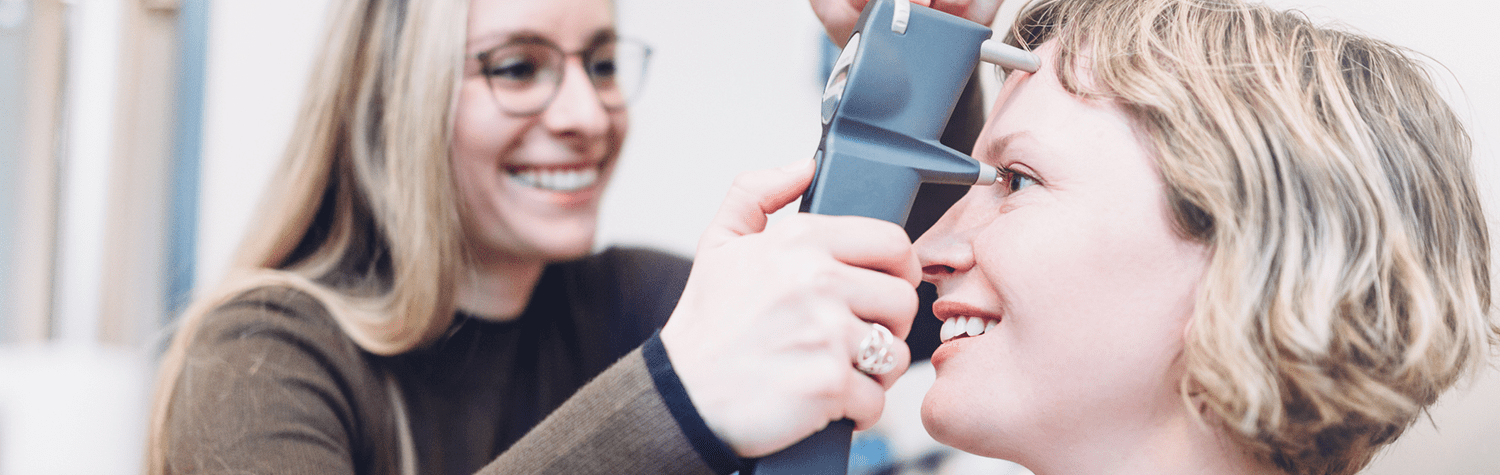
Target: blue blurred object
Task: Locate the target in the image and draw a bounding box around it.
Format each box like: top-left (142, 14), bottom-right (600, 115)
top-left (849, 432), bottom-right (894, 475)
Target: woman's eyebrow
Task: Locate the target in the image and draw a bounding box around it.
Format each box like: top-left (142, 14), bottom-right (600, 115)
top-left (469, 31), bottom-right (533, 50)
top-left (982, 131), bottom-right (1034, 162)
top-left (585, 29), bottom-right (618, 48)
top-left (468, 28), bottom-right (619, 52)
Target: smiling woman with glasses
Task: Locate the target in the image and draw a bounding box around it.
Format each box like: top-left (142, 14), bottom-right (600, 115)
top-left (144, 0), bottom-right (934, 474)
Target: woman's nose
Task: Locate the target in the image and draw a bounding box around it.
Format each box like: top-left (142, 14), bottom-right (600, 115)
top-left (914, 193), bottom-right (980, 284)
top-left (541, 59), bottom-right (611, 135)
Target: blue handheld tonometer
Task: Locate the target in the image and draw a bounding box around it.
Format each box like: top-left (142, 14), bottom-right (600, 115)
top-left (747, 0), bottom-right (1040, 473)
top-left (796, 0), bottom-right (1040, 223)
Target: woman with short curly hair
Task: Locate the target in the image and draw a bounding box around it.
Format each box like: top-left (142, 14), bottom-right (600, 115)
top-left (914, 0), bottom-right (1493, 473)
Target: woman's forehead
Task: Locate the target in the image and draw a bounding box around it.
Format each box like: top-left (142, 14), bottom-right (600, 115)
top-left (466, 0), bottom-right (615, 51)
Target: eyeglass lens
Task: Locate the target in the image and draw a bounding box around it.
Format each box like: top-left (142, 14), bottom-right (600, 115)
top-left (478, 39), bottom-right (650, 115)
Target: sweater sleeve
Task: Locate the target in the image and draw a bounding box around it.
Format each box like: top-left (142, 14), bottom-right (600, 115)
top-left (480, 333), bottom-right (740, 475)
top-left (160, 287), bottom-right (399, 475)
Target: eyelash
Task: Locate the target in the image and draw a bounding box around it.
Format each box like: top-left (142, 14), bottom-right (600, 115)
top-left (1000, 167), bottom-right (1038, 195)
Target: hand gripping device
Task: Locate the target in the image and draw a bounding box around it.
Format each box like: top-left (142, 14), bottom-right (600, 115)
top-left (744, 0), bottom-right (1039, 473)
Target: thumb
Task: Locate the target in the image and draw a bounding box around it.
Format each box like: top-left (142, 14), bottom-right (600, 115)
top-left (698, 159), bottom-right (816, 251)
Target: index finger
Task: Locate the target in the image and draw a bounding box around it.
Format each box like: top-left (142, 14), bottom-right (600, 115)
top-left (813, 216), bottom-right (923, 288)
top-left (698, 159), bottom-right (816, 252)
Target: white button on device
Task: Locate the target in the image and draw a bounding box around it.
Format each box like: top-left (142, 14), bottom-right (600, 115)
top-left (891, 0), bottom-right (911, 34)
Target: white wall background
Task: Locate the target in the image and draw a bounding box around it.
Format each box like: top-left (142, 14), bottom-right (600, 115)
top-left (2, 0), bottom-right (1488, 474)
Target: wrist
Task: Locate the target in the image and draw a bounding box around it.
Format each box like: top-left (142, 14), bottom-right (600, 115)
top-left (643, 332), bottom-right (746, 472)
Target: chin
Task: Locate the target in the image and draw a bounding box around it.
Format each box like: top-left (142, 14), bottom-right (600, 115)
top-left (921, 385), bottom-right (970, 451)
top-left (525, 224), bottom-right (596, 262)
top-left (542, 239), bottom-right (595, 262)
top-left (921, 382), bottom-right (1012, 461)
top-left (471, 215), bottom-right (599, 264)
top-left (513, 207), bottom-right (600, 257)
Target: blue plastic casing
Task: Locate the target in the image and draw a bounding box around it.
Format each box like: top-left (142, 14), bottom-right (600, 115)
top-left (797, 0), bottom-right (993, 225)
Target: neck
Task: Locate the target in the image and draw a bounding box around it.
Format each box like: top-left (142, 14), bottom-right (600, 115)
top-left (1024, 406), bottom-right (1280, 475)
top-left (454, 252), bottom-right (546, 322)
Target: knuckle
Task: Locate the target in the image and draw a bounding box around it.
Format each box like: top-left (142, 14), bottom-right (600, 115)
top-left (894, 284), bottom-right (920, 315)
top-left (727, 170), bottom-right (762, 191)
top-left (795, 263), bottom-right (840, 293)
top-left (875, 222), bottom-right (913, 249)
top-left (855, 220), bottom-right (911, 253)
top-left (805, 359), bottom-right (848, 401)
top-left (774, 215), bottom-right (819, 241)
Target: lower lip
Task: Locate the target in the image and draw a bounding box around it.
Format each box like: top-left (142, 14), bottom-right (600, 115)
top-left (509, 171), bottom-right (606, 207)
top-left (542, 183), bottom-right (602, 207)
top-left (929, 336), bottom-right (972, 369)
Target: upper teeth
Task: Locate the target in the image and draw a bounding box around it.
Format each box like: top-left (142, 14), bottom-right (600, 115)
top-left (939, 316), bottom-right (998, 343)
top-left (510, 167), bottom-right (600, 192)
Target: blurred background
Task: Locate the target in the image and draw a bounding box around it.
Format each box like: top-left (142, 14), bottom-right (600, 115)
top-left (0, 0), bottom-right (1495, 473)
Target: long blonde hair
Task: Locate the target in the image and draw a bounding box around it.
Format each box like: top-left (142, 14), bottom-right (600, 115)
top-left (147, 0), bottom-right (468, 471)
top-left (1007, 0), bottom-right (1493, 473)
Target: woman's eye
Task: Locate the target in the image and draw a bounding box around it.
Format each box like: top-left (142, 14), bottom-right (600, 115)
top-left (1004, 168), bottom-right (1038, 194)
top-left (589, 58), bottom-right (618, 79)
top-left (484, 57), bottom-right (541, 83)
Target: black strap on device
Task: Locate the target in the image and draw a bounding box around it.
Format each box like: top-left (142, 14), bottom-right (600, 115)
top-left (743, 419), bottom-right (854, 474)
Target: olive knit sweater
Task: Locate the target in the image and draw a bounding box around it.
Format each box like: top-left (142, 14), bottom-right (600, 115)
top-left (160, 247), bottom-right (741, 474)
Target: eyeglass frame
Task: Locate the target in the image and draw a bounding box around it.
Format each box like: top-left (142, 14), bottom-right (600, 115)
top-left (471, 35), bottom-right (653, 117)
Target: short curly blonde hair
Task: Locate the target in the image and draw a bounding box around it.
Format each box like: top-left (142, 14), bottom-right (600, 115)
top-left (1006, 0), bottom-right (1493, 473)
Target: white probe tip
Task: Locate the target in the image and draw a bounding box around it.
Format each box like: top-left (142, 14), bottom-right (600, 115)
top-left (979, 39), bottom-right (1041, 73)
top-left (976, 164), bottom-right (999, 186)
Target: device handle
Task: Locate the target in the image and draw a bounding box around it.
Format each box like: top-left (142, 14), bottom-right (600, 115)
top-left (743, 420), bottom-right (854, 474)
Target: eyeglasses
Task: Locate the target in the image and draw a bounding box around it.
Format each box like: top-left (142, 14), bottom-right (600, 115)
top-left (474, 37), bottom-right (652, 116)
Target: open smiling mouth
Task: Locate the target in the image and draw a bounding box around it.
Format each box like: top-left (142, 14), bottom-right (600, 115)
top-left (938, 316), bottom-right (1000, 344)
top-left (507, 165), bottom-right (601, 193)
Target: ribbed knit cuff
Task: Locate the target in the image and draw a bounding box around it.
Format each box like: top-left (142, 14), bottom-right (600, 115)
top-left (642, 332), bottom-right (745, 474)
